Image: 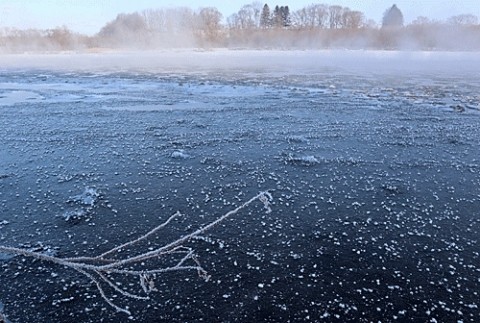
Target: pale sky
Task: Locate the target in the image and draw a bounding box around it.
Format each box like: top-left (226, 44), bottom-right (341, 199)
top-left (0, 0), bottom-right (479, 35)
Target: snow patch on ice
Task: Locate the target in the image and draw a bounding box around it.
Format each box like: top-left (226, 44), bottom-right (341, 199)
top-left (171, 150), bottom-right (190, 159)
top-left (61, 208), bottom-right (89, 221)
top-left (60, 187), bottom-right (100, 222)
top-left (68, 187), bottom-right (99, 207)
top-left (298, 155), bottom-right (319, 164)
top-left (286, 153), bottom-right (319, 165)
top-left (286, 135), bottom-right (309, 143)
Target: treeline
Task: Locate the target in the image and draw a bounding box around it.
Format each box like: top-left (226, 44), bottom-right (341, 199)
top-left (1, 3), bottom-right (480, 52)
top-left (0, 27), bottom-right (92, 52)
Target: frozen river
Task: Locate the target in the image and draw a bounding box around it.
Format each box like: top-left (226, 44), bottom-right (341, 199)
top-left (1, 50), bottom-right (480, 322)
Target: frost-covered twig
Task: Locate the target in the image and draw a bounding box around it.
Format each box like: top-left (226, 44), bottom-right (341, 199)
top-left (0, 191), bottom-right (272, 315)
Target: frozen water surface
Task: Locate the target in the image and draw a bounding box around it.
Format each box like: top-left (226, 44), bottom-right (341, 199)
top-left (0, 50), bottom-right (480, 322)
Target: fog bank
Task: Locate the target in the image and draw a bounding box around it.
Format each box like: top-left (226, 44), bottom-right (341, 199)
top-left (1, 50), bottom-right (480, 77)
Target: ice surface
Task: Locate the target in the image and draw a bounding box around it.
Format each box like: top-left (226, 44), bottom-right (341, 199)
top-left (0, 50), bottom-right (479, 322)
top-left (0, 253), bottom-right (14, 261)
top-left (0, 90), bottom-right (44, 106)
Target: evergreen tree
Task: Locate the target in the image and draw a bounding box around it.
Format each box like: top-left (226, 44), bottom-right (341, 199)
top-left (273, 5), bottom-right (282, 28)
top-left (281, 6), bottom-right (291, 27)
top-left (272, 5), bottom-right (291, 28)
top-left (260, 4), bottom-right (271, 29)
top-left (382, 4), bottom-right (404, 28)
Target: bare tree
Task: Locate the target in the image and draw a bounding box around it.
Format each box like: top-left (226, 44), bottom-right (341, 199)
top-left (329, 5), bottom-right (344, 29)
top-left (406, 16), bottom-right (440, 50)
top-left (197, 7), bottom-right (223, 43)
top-left (227, 13), bottom-right (241, 30)
top-left (232, 3), bottom-right (262, 30)
top-left (142, 9), bottom-right (167, 32)
top-left (342, 9), bottom-right (365, 29)
top-left (448, 14), bottom-right (479, 26)
top-left (411, 16), bottom-right (432, 26)
top-left (141, 8), bottom-right (196, 34)
top-left (308, 4), bottom-right (329, 28)
top-left (293, 7), bottom-right (309, 29)
top-left (97, 12), bottom-right (149, 47)
top-left (47, 26), bottom-right (76, 50)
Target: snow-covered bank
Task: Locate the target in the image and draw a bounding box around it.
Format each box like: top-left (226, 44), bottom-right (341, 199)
top-left (1, 49), bottom-right (480, 76)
